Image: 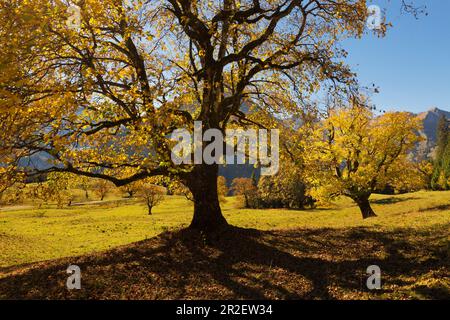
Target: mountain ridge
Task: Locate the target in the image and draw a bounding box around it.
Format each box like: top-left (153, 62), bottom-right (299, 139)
top-left (414, 107), bottom-right (449, 160)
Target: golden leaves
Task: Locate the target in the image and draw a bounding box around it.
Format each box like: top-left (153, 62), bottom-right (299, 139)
top-left (300, 102), bottom-right (424, 200)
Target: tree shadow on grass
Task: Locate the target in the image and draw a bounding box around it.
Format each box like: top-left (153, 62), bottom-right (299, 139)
top-left (203, 226), bottom-right (448, 299)
top-left (0, 224), bottom-right (448, 300)
top-left (418, 204), bottom-right (450, 212)
top-left (371, 197), bottom-right (420, 205)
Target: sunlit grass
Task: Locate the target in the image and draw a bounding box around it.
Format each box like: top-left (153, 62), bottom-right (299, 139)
top-left (225, 191), bottom-right (450, 230)
top-left (0, 190), bottom-right (449, 269)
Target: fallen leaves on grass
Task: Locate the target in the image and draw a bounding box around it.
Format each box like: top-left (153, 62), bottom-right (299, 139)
top-left (0, 225), bottom-right (448, 300)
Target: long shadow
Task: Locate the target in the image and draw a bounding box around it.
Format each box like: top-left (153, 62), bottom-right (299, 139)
top-left (203, 226), bottom-right (448, 299)
top-left (0, 225), bottom-right (448, 299)
top-left (371, 197), bottom-right (419, 205)
top-left (418, 204), bottom-right (450, 212)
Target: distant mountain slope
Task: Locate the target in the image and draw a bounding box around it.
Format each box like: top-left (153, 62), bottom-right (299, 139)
top-left (418, 107), bottom-right (450, 143)
top-left (415, 107), bottom-right (450, 160)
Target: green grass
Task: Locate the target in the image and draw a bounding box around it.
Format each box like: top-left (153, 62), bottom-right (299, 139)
top-left (0, 190), bottom-right (449, 270)
top-left (226, 191), bottom-right (450, 230)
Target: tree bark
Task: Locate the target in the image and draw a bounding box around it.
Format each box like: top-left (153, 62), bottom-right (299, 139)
top-left (147, 205), bottom-right (152, 215)
top-left (186, 164), bottom-right (229, 233)
top-left (355, 196), bottom-right (377, 219)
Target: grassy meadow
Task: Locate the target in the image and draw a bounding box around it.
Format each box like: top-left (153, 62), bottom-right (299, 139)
top-left (0, 190), bottom-right (448, 299)
top-left (1, 190), bottom-right (449, 269)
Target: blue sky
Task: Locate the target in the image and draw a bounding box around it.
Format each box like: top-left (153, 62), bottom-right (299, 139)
top-left (342, 0), bottom-right (450, 114)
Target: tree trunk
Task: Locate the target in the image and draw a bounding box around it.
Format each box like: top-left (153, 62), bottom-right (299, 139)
top-left (243, 194), bottom-right (249, 208)
top-left (147, 204), bottom-right (152, 215)
top-left (186, 164), bottom-right (229, 233)
top-left (355, 196), bottom-right (377, 219)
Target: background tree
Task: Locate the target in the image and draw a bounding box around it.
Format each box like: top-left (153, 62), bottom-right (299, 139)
top-left (417, 160), bottom-right (434, 190)
top-left (217, 176), bottom-right (229, 203)
top-left (120, 181), bottom-right (141, 198)
top-left (431, 115), bottom-right (450, 190)
top-left (256, 161), bottom-right (311, 209)
top-left (231, 177), bottom-right (258, 208)
top-left (136, 183), bottom-right (165, 215)
top-left (26, 173), bottom-right (77, 209)
top-left (300, 103), bottom-right (422, 219)
top-left (75, 176), bottom-right (92, 200)
top-left (46, 172), bottom-right (76, 208)
top-left (171, 180), bottom-right (194, 201)
top-left (0, 184), bottom-right (25, 206)
top-left (0, 0), bottom-right (381, 233)
top-left (93, 179), bottom-right (113, 201)
top-left (28, 183), bottom-right (53, 209)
